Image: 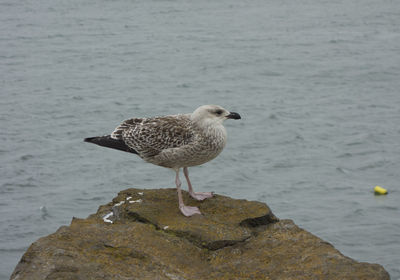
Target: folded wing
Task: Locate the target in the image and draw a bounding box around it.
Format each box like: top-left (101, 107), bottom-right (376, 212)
top-left (111, 115), bottom-right (195, 158)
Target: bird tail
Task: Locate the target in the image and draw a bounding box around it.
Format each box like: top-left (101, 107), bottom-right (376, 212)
top-left (84, 135), bottom-right (138, 154)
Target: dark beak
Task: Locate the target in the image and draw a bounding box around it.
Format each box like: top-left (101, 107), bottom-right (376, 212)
top-left (226, 112), bottom-right (241, 120)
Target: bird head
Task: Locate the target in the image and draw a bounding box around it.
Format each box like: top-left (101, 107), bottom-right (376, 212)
top-left (191, 105), bottom-right (241, 126)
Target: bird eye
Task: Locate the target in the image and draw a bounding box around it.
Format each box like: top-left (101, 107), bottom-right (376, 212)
top-left (215, 110), bottom-right (223, 115)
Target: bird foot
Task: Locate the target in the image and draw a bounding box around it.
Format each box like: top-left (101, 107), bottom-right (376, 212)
top-left (180, 205), bottom-right (201, 216)
top-left (189, 191), bottom-right (214, 201)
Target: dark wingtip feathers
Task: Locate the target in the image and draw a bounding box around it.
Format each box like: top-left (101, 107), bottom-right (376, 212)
top-left (84, 135), bottom-right (138, 154)
top-left (84, 137), bottom-right (96, 143)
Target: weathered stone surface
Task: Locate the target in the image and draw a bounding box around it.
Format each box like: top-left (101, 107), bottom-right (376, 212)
top-left (112, 188), bottom-right (278, 250)
top-left (11, 188), bottom-right (389, 280)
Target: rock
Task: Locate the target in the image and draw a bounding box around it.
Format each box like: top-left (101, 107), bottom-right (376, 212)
top-left (11, 188), bottom-right (389, 280)
top-left (113, 188), bottom-right (278, 250)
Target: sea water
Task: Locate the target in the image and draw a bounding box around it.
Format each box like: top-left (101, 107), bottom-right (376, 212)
top-left (1, 0), bottom-right (400, 278)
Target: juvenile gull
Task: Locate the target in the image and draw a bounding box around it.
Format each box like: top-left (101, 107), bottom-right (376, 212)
top-left (84, 105), bottom-right (241, 216)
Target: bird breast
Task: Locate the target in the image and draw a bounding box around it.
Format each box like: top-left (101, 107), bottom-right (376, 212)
top-left (148, 123), bottom-right (227, 169)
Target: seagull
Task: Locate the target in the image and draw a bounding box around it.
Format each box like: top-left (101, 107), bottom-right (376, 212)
top-left (84, 105), bottom-right (241, 216)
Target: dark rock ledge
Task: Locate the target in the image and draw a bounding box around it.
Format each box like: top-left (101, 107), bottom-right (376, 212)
top-left (11, 188), bottom-right (389, 280)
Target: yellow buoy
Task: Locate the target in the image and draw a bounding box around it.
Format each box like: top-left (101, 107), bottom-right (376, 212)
top-left (374, 186), bottom-right (388, 195)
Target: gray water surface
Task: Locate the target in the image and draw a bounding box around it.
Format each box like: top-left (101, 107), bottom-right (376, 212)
top-left (1, 0), bottom-right (400, 278)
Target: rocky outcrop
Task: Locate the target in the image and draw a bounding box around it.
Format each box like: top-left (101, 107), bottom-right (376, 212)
top-left (11, 188), bottom-right (389, 280)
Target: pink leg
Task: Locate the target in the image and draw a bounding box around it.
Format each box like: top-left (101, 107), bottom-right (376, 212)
top-left (175, 169), bottom-right (201, 216)
top-left (183, 167), bottom-right (213, 201)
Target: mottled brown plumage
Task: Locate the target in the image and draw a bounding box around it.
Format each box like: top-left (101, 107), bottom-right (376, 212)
top-left (111, 114), bottom-right (195, 162)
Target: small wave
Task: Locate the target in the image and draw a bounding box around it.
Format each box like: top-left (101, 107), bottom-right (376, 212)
top-left (338, 150), bottom-right (382, 158)
top-left (177, 83), bottom-right (190, 88)
top-left (379, 206), bottom-right (399, 211)
top-left (47, 33), bottom-right (64, 39)
top-left (346, 141), bottom-right (364, 146)
top-left (330, 185), bottom-right (352, 191)
top-left (337, 153), bottom-right (352, 158)
top-left (268, 114), bottom-right (277, 120)
top-left (273, 161), bottom-right (297, 169)
top-left (328, 39), bottom-right (349, 44)
top-left (336, 167), bottom-right (350, 174)
top-left (260, 71), bottom-right (283, 77)
top-left (353, 208), bottom-right (364, 215)
top-left (2, 182), bottom-right (37, 188)
top-left (0, 247), bottom-right (27, 253)
top-left (20, 154), bottom-right (34, 161)
top-left (76, 196), bottom-right (105, 202)
top-left (358, 160), bottom-right (387, 171)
